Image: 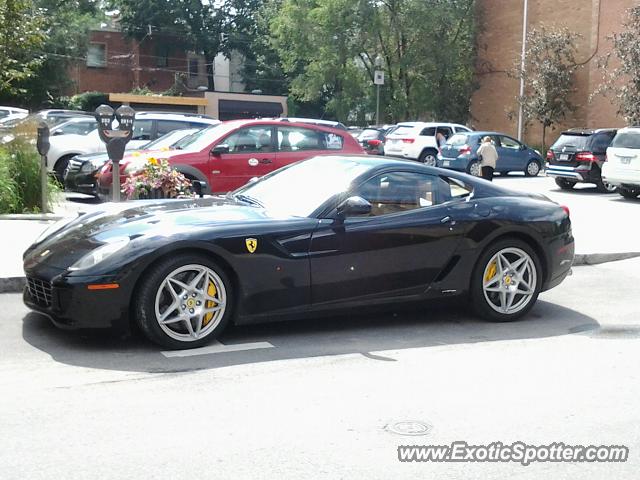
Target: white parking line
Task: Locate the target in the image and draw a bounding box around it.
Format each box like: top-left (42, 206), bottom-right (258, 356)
top-left (161, 340), bottom-right (275, 358)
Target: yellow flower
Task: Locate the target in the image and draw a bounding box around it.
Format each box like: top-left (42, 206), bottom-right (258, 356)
top-left (148, 157), bottom-right (159, 165)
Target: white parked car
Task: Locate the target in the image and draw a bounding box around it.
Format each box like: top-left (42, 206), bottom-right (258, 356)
top-left (46, 112), bottom-right (220, 180)
top-left (0, 106), bottom-right (28, 120)
top-left (602, 126), bottom-right (640, 200)
top-left (50, 117), bottom-right (97, 136)
top-left (383, 121), bottom-right (473, 165)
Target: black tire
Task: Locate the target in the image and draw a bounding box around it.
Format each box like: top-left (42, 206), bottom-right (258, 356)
top-left (525, 160), bottom-right (541, 177)
top-left (134, 253), bottom-right (234, 349)
top-left (54, 155), bottom-right (74, 184)
top-left (466, 160), bottom-right (481, 176)
top-left (418, 149), bottom-right (438, 166)
top-left (595, 180), bottom-right (618, 193)
top-left (470, 238), bottom-right (542, 322)
top-left (619, 187), bottom-right (640, 199)
top-left (555, 178), bottom-right (576, 190)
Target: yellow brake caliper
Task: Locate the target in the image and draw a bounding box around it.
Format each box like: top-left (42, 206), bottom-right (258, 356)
top-left (202, 281), bottom-right (217, 327)
top-left (485, 261), bottom-right (497, 283)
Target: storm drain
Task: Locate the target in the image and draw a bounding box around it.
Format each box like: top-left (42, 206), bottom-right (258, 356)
top-left (589, 325), bottom-right (640, 340)
top-left (385, 420), bottom-right (432, 436)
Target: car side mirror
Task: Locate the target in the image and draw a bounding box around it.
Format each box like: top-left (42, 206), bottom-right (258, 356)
top-left (211, 144), bottom-right (229, 155)
top-left (52, 130), bottom-right (64, 136)
top-left (336, 196), bottom-right (372, 219)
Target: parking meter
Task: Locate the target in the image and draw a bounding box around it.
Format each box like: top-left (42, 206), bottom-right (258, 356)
top-left (36, 122), bottom-right (50, 213)
top-left (95, 104), bottom-right (135, 202)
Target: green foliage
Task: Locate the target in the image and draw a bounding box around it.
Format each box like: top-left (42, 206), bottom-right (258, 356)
top-left (67, 91), bottom-right (109, 111)
top-left (0, 0), bottom-right (47, 97)
top-left (266, 0), bottom-right (477, 123)
top-left (595, 6), bottom-right (640, 124)
top-left (0, 138), bottom-right (59, 213)
top-left (513, 26), bottom-right (580, 151)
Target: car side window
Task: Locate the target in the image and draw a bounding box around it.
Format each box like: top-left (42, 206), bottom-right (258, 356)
top-left (591, 133), bottom-right (615, 153)
top-left (440, 177), bottom-right (473, 202)
top-left (499, 135), bottom-right (521, 150)
top-left (351, 172), bottom-right (439, 217)
top-left (224, 127), bottom-right (273, 153)
top-left (277, 126), bottom-right (343, 151)
top-left (420, 127), bottom-right (436, 136)
top-left (455, 126), bottom-right (471, 133)
top-left (437, 126), bottom-right (454, 139)
top-left (132, 119), bottom-right (153, 141)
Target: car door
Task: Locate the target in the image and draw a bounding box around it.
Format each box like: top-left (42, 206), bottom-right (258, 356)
top-left (275, 125), bottom-right (345, 169)
top-left (309, 170), bottom-right (464, 306)
top-left (209, 125), bottom-right (277, 192)
top-left (496, 135), bottom-right (522, 171)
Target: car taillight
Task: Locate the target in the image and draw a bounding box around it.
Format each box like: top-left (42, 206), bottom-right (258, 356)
top-left (575, 152), bottom-right (596, 162)
top-left (402, 138), bottom-right (415, 144)
top-left (459, 145), bottom-right (471, 155)
top-left (367, 139), bottom-right (382, 146)
top-left (561, 205), bottom-right (570, 217)
top-left (546, 150), bottom-right (554, 160)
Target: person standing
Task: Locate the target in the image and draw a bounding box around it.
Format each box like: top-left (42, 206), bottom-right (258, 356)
top-left (476, 136), bottom-right (498, 181)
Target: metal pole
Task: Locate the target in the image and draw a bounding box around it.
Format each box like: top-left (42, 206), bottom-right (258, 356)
top-left (40, 154), bottom-right (48, 214)
top-left (376, 84), bottom-right (380, 126)
top-left (112, 160), bottom-right (121, 202)
top-left (517, 0), bottom-right (529, 141)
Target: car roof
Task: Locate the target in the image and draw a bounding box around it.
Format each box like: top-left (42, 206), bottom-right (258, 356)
top-left (134, 112), bottom-right (219, 123)
top-left (218, 118), bottom-right (350, 134)
top-left (396, 121), bottom-right (468, 128)
top-left (560, 128), bottom-right (618, 136)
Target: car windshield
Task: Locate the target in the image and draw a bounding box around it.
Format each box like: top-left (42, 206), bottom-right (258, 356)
top-left (231, 157), bottom-right (371, 217)
top-left (551, 134), bottom-right (590, 150)
top-left (358, 129), bottom-right (381, 140)
top-left (446, 133), bottom-right (470, 146)
top-left (142, 128), bottom-right (199, 150)
top-left (389, 126), bottom-right (415, 137)
top-left (171, 123), bottom-right (229, 151)
top-left (610, 132), bottom-right (640, 149)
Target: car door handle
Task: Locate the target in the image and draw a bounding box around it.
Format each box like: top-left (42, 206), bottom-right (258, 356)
top-left (259, 158), bottom-right (272, 164)
top-left (440, 216), bottom-right (452, 224)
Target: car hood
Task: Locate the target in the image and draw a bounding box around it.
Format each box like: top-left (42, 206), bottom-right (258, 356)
top-left (24, 197), bottom-right (297, 270)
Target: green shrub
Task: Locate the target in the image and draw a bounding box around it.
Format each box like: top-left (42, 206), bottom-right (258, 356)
top-left (68, 91), bottom-right (109, 112)
top-left (0, 139), bottom-right (59, 214)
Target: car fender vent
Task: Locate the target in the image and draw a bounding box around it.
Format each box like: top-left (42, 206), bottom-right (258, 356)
top-left (434, 255), bottom-right (460, 283)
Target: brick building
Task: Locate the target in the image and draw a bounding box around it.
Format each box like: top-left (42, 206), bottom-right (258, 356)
top-left (471, 0), bottom-right (635, 145)
top-left (71, 27), bottom-right (245, 96)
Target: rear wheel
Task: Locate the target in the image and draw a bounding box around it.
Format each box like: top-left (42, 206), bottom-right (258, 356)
top-left (467, 160), bottom-right (481, 176)
top-left (54, 155), bottom-right (74, 184)
top-left (525, 160), bottom-right (541, 177)
top-left (619, 187), bottom-right (640, 199)
top-left (470, 239), bottom-right (542, 322)
top-left (418, 149), bottom-right (437, 166)
top-left (134, 254), bottom-right (233, 349)
top-left (555, 178), bottom-right (576, 190)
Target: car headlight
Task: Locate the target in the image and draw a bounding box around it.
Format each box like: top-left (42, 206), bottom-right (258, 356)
top-left (68, 237), bottom-right (130, 271)
top-left (80, 161), bottom-right (94, 173)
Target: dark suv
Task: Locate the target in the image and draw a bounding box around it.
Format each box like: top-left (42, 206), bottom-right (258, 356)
top-left (546, 128), bottom-right (618, 192)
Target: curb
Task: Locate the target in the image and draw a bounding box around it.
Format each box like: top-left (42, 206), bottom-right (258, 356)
top-left (2, 252), bottom-right (639, 294)
top-left (0, 214), bottom-right (64, 221)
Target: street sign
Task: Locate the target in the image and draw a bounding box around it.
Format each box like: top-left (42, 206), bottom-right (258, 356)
top-left (374, 70), bottom-right (385, 85)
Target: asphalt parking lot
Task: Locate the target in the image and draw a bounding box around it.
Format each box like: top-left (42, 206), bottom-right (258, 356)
top-left (1, 256), bottom-right (639, 479)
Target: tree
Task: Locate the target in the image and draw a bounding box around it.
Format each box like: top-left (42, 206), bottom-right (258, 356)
top-left (114, 0), bottom-right (262, 92)
top-left (513, 26), bottom-right (580, 152)
top-left (0, 0), bottom-right (46, 98)
top-left (595, 6), bottom-right (640, 124)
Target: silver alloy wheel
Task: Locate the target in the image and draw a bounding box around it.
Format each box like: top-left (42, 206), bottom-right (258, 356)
top-left (482, 247), bottom-right (537, 315)
top-left (603, 181), bottom-right (617, 193)
top-left (526, 161), bottom-right (540, 176)
top-left (154, 264), bottom-right (227, 342)
top-left (469, 161), bottom-right (481, 176)
top-left (422, 153), bottom-right (437, 166)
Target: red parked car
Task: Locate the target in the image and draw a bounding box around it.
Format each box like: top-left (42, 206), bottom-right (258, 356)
top-left (97, 119), bottom-right (364, 195)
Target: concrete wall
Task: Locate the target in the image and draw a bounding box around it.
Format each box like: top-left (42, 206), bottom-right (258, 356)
top-left (471, 0), bottom-right (635, 147)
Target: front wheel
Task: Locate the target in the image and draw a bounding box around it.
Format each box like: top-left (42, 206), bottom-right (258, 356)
top-left (470, 239), bottom-right (542, 322)
top-left (134, 254), bottom-right (233, 349)
top-left (596, 180), bottom-right (618, 193)
top-left (418, 150), bottom-right (437, 166)
top-left (525, 160), bottom-right (541, 177)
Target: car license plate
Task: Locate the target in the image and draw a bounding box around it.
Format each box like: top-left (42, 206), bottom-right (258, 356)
top-left (620, 157), bottom-right (632, 165)
top-left (559, 154), bottom-right (569, 161)
top-left (443, 161), bottom-right (450, 166)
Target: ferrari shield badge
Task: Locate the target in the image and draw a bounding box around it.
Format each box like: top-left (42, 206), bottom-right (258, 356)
top-left (245, 238), bottom-right (258, 254)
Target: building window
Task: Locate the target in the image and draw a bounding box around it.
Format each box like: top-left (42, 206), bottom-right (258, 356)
top-left (156, 45), bottom-right (170, 67)
top-left (189, 58), bottom-right (199, 78)
top-left (87, 43), bottom-right (106, 68)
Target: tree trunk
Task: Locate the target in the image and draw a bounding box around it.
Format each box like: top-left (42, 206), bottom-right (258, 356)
top-left (542, 124), bottom-right (547, 154)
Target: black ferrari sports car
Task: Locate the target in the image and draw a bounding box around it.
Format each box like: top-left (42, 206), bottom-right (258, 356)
top-left (24, 155), bottom-right (574, 349)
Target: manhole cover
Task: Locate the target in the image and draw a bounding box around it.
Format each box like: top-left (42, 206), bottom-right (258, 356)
top-left (385, 420), bottom-right (432, 436)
